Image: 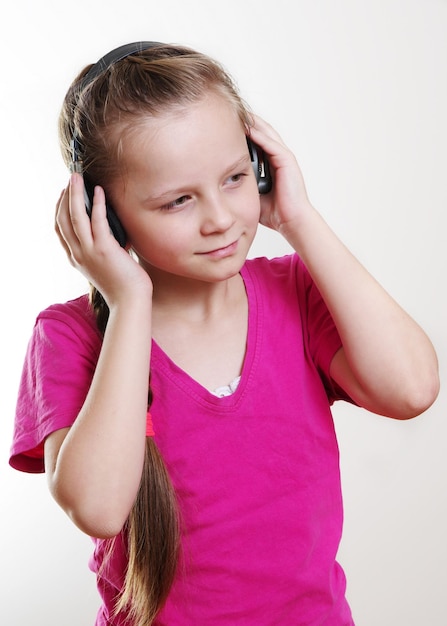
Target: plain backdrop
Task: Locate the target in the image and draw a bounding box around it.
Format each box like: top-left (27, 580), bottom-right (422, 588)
top-left (1, 1), bottom-right (446, 624)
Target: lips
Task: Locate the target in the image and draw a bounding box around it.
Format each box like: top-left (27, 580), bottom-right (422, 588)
top-left (198, 240), bottom-right (239, 258)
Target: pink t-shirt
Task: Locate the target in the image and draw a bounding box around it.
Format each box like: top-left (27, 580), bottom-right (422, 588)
top-left (10, 254), bottom-right (354, 625)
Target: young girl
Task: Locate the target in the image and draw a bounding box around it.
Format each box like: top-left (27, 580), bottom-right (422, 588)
top-left (9, 41), bottom-right (439, 625)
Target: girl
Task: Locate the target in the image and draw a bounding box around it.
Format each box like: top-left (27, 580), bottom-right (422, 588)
top-left (9, 41), bottom-right (439, 625)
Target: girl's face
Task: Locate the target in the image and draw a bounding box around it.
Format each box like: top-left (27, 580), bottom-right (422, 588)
top-left (110, 92), bottom-right (261, 288)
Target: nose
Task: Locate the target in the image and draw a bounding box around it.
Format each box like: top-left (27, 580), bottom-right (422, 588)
top-left (199, 192), bottom-right (235, 235)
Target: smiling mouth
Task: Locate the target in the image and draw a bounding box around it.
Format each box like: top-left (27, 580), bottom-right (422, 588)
top-left (198, 240), bottom-right (239, 257)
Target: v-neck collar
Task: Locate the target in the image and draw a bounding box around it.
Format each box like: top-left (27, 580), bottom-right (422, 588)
top-left (150, 262), bottom-right (262, 410)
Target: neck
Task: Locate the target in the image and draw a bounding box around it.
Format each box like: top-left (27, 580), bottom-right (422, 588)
top-left (149, 269), bottom-right (243, 324)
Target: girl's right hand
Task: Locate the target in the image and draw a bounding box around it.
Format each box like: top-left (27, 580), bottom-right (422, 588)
top-left (55, 173), bottom-right (153, 306)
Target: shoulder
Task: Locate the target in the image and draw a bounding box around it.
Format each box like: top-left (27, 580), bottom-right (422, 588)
top-left (37, 294), bottom-right (99, 333)
top-left (32, 294), bottom-right (102, 355)
top-left (242, 253), bottom-right (311, 297)
top-left (244, 253), bottom-right (301, 275)
top-left (24, 293), bottom-right (102, 388)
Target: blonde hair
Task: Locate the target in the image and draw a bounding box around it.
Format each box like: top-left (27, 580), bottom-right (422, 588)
top-left (58, 43), bottom-right (252, 624)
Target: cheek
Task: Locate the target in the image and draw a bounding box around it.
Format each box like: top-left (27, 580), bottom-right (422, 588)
top-left (245, 194), bottom-right (262, 226)
top-left (128, 218), bottom-right (193, 261)
top-left (242, 177), bottom-right (262, 218)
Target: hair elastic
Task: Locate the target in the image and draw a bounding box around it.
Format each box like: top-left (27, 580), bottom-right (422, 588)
top-left (146, 411), bottom-right (155, 437)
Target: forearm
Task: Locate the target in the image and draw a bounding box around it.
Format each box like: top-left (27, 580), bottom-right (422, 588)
top-left (281, 204), bottom-right (439, 417)
top-left (49, 295), bottom-right (152, 537)
top-left (250, 114), bottom-right (438, 416)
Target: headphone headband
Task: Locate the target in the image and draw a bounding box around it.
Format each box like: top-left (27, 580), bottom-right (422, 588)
top-left (72, 41), bottom-right (161, 167)
top-left (81, 41), bottom-right (162, 87)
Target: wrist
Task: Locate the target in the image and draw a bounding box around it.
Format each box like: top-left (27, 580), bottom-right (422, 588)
top-left (277, 201), bottom-right (317, 250)
top-left (107, 282), bottom-right (153, 316)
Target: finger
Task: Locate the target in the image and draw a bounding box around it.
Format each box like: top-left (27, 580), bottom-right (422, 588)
top-left (55, 179), bottom-right (88, 265)
top-left (54, 188), bottom-right (77, 265)
top-left (89, 185), bottom-right (116, 242)
top-left (54, 185), bottom-right (68, 227)
top-left (249, 127), bottom-right (286, 166)
top-left (55, 184), bottom-right (76, 246)
top-left (55, 229), bottom-right (75, 266)
top-left (67, 172), bottom-right (95, 245)
top-left (251, 114), bottom-right (286, 146)
top-left (55, 187), bottom-right (66, 213)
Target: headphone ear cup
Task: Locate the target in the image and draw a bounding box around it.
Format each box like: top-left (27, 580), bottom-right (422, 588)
top-left (105, 202), bottom-right (127, 247)
top-left (82, 176), bottom-right (127, 247)
top-left (247, 137), bottom-right (272, 195)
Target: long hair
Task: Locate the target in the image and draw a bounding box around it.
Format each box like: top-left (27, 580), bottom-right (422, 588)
top-left (58, 43), bottom-right (252, 625)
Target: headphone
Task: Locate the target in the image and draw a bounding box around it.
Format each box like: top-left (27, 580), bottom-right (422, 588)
top-left (71, 41), bottom-right (272, 247)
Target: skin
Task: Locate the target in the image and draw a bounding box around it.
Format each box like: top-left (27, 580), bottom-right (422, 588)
top-left (47, 91), bottom-right (439, 539)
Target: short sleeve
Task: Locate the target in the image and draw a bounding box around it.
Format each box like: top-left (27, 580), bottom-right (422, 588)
top-left (244, 254), bottom-right (351, 404)
top-left (294, 256), bottom-right (351, 404)
top-left (9, 296), bottom-right (102, 473)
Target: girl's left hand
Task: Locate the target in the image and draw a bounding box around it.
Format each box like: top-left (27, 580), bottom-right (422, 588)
top-left (249, 115), bottom-right (312, 236)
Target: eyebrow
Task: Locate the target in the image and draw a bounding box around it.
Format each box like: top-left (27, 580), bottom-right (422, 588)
top-left (145, 153), bottom-right (251, 204)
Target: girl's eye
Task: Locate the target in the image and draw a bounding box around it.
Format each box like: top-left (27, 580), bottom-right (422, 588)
top-left (161, 195), bottom-right (190, 211)
top-left (227, 172), bottom-right (247, 185)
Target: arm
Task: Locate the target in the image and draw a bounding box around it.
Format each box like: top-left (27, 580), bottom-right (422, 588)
top-left (250, 118), bottom-right (439, 419)
top-left (45, 175), bottom-right (153, 538)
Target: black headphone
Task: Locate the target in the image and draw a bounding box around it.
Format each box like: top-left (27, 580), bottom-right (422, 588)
top-left (71, 41), bottom-right (272, 247)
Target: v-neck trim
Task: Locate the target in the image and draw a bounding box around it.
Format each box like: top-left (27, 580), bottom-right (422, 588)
top-left (150, 263), bottom-right (262, 411)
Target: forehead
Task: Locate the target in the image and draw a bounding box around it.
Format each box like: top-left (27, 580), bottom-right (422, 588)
top-left (109, 93), bottom-right (249, 203)
top-left (120, 92), bottom-right (245, 166)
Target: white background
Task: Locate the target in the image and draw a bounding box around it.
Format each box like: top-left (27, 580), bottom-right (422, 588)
top-left (1, 1), bottom-right (446, 624)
